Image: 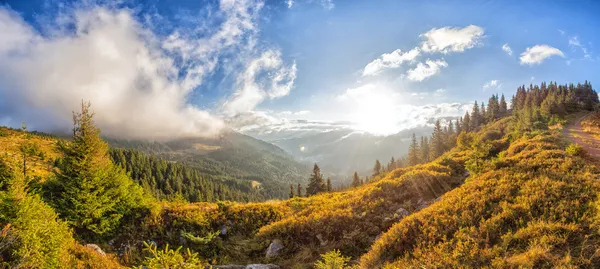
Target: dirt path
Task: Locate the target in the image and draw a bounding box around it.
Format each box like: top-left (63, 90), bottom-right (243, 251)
top-left (563, 112), bottom-right (600, 158)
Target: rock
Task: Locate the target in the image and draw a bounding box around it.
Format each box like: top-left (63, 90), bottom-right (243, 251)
top-left (265, 240), bottom-right (284, 258)
top-left (246, 264), bottom-right (280, 269)
top-left (85, 244), bottom-right (106, 256)
top-left (220, 224), bottom-right (228, 235)
top-left (316, 234), bottom-right (328, 246)
top-left (206, 265), bottom-right (245, 269)
top-left (395, 207), bottom-right (409, 217)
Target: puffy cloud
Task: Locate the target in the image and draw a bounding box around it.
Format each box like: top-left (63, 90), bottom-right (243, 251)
top-left (362, 48), bottom-right (420, 76)
top-left (0, 0), bottom-right (297, 140)
top-left (406, 59), bottom-right (448, 81)
top-left (420, 25), bottom-right (485, 54)
top-left (223, 50), bottom-right (297, 116)
top-left (502, 43), bottom-right (513, 56)
top-left (483, 80), bottom-right (502, 90)
top-left (519, 45), bottom-right (564, 65)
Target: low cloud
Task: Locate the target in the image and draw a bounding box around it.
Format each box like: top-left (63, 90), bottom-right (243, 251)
top-left (0, 1), bottom-right (297, 140)
top-left (519, 45), bottom-right (564, 65)
top-left (406, 59), bottom-right (448, 81)
top-left (420, 25), bottom-right (485, 54)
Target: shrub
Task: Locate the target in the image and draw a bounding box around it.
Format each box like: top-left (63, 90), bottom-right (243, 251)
top-left (138, 242), bottom-right (206, 269)
top-left (565, 143), bottom-right (584, 156)
top-left (314, 250), bottom-right (351, 269)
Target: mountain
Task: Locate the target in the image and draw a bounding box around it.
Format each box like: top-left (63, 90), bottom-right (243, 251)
top-left (2, 81), bottom-right (600, 269)
top-left (105, 130), bottom-right (310, 200)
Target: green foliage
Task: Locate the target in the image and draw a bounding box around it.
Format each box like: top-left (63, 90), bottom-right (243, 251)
top-left (44, 102), bottom-right (147, 239)
top-left (306, 164), bottom-right (326, 196)
top-left (565, 143), bottom-right (583, 156)
top-left (314, 250), bottom-right (351, 269)
top-left (0, 160), bottom-right (73, 268)
top-left (139, 242), bottom-right (206, 269)
top-left (110, 148), bottom-right (268, 203)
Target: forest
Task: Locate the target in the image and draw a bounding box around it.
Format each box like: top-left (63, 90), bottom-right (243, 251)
top-left (0, 81), bottom-right (599, 268)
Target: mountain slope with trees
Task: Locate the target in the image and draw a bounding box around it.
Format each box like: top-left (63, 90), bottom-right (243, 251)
top-left (0, 81), bottom-right (598, 269)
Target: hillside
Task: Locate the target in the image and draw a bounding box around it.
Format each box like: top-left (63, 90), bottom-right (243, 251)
top-left (1, 81), bottom-right (599, 269)
top-left (106, 131), bottom-right (309, 200)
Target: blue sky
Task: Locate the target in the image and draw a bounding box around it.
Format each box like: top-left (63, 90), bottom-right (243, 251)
top-left (0, 0), bottom-right (599, 138)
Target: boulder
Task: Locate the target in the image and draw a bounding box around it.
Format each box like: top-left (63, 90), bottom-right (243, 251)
top-left (246, 264), bottom-right (280, 269)
top-left (265, 240), bottom-right (284, 258)
top-left (85, 244), bottom-right (106, 256)
top-left (206, 266), bottom-right (245, 269)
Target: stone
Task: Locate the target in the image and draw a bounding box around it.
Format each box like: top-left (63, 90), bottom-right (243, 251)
top-left (265, 240), bottom-right (284, 258)
top-left (85, 244), bottom-right (106, 256)
top-left (206, 265), bottom-right (245, 269)
top-left (246, 264), bottom-right (280, 269)
top-left (220, 224), bottom-right (228, 235)
top-left (395, 207), bottom-right (409, 217)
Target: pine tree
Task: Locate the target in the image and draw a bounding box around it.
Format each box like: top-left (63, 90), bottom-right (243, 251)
top-left (419, 136), bottom-right (430, 163)
top-left (471, 101), bottom-right (480, 128)
top-left (306, 163), bottom-right (325, 196)
top-left (352, 172), bottom-right (360, 187)
top-left (499, 94), bottom-right (508, 114)
top-left (463, 112), bottom-right (471, 132)
top-left (297, 183), bottom-right (303, 197)
top-left (408, 133), bottom-right (420, 166)
top-left (373, 160), bottom-right (382, 177)
top-left (481, 102), bottom-right (487, 124)
top-left (388, 157), bottom-right (396, 171)
top-left (429, 120), bottom-right (445, 160)
top-left (289, 184), bottom-right (295, 198)
top-left (45, 101), bottom-right (145, 238)
top-left (326, 177), bottom-right (332, 192)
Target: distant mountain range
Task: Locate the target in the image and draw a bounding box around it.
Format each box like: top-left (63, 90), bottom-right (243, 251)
top-left (244, 124), bottom-right (436, 178)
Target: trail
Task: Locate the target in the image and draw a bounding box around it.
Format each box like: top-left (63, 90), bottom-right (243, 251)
top-left (563, 112), bottom-right (600, 158)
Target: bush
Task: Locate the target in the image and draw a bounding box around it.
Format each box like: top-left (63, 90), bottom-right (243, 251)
top-left (314, 250), bottom-right (351, 269)
top-left (138, 242), bottom-right (206, 269)
top-left (565, 143), bottom-right (584, 156)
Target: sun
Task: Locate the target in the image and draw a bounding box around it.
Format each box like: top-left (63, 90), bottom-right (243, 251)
top-left (352, 92), bottom-right (399, 135)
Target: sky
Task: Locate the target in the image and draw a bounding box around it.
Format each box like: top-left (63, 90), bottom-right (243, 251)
top-left (0, 0), bottom-right (599, 139)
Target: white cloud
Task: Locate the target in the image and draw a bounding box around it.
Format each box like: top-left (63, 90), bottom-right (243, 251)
top-left (519, 45), bottom-right (565, 65)
top-left (223, 50), bottom-right (297, 116)
top-left (420, 25), bottom-right (485, 54)
top-left (502, 43), bottom-right (513, 56)
top-left (568, 36), bottom-right (591, 59)
top-left (287, 0), bottom-right (294, 8)
top-left (362, 48), bottom-right (420, 76)
top-left (0, 1), bottom-right (295, 140)
top-left (406, 59), bottom-right (448, 81)
top-left (483, 80), bottom-right (502, 90)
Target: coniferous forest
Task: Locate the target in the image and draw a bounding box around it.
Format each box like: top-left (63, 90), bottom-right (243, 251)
top-left (1, 81), bottom-right (599, 268)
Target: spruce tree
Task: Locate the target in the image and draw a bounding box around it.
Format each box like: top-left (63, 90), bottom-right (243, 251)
top-left (419, 136), bottom-right (430, 163)
top-left (306, 164), bottom-right (325, 196)
top-left (373, 160), bottom-right (382, 177)
top-left (297, 183), bottom-right (303, 197)
top-left (471, 101), bottom-right (480, 128)
top-left (289, 184), bottom-right (295, 198)
top-left (499, 94), bottom-right (508, 114)
top-left (408, 133), bottom-right (420, 166)
top-left (326, 177), bottom-right (332, 192)
top-left (429, 120), bottom-right (445, 160)
top-left (46, 102), bottom-right (145, 238)
top-left (463, 112), bottom-right (471, 132)
top-left (352, 172), bottom-right (360, 187)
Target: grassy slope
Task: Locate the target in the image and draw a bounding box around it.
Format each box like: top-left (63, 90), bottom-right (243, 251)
top-left (0, 127), bottom-right (59, 179)
top-left (360, 120), bottom-right (600, 268)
